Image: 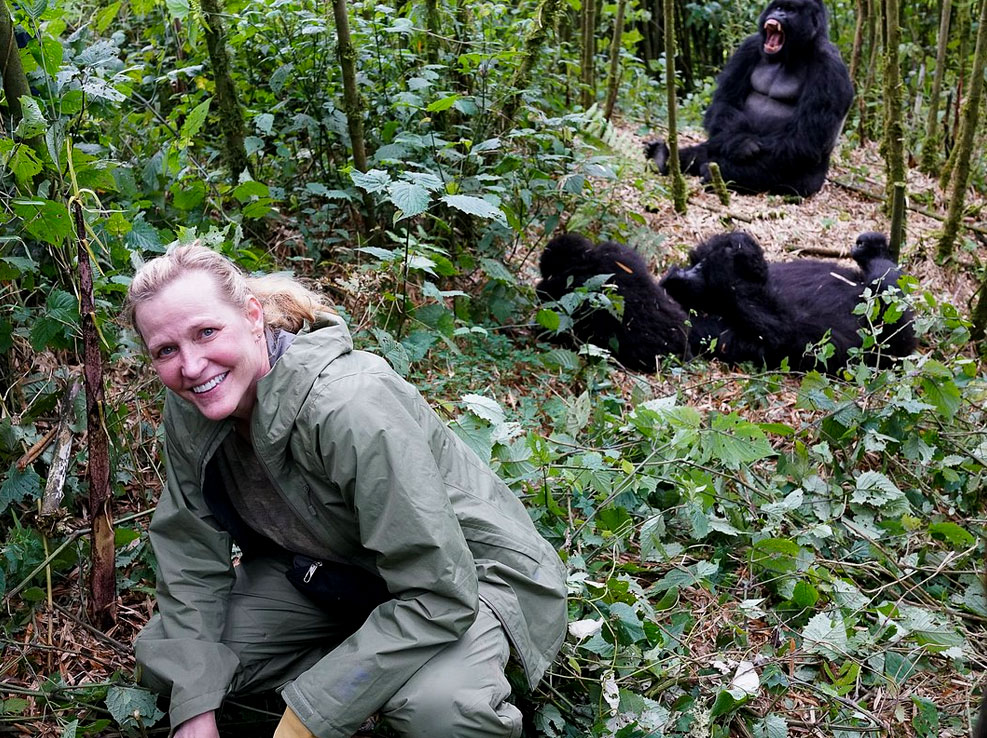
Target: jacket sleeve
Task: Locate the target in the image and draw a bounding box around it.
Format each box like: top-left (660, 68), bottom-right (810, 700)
top-left (134, 430), bottom-right (240, 729)
top-left (281, 370), bottom-right (479, 738)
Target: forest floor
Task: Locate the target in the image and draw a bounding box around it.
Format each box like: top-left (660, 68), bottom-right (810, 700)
top-left (4, 126), bottom-right (987, 737)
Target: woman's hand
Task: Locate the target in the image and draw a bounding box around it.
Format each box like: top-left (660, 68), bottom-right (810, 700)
top-left (174, 710), bottom-right (220, 738)
top-left (274, 707), bottom-right (316, 738)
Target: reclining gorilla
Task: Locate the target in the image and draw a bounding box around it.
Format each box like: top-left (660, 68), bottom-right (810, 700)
top-left (659, 231), bottom-right (916, 371)
top-left (536, 233), bottom-right (689, 372)
top-left (646, 0), bottom-right (853, 197)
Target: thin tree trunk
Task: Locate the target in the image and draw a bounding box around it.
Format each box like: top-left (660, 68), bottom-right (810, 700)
top-left (940, 2), bottom-right (973, 189)
top-left (859, 0), bottom-right (881, 142)
top-left (199, 0), bottom-right (250, 184)
top-left (332, 0), bottom-right (377, 240)
top-left (0, 0), bottom-right (29, 125)
top-left (663, 0), bottom-right (686, 213)
top-left (920, 0), bottom-right (952, 173)
top-left (580, 0), bottom-right (597, 109)
top-left (73, 203), bottom-right (116, 630)
top-left (972, 273), bottom-right (987, 341)
top-left (881, 0), bottom-right (906, 259)
top-left (938, 0), bottom-right (987, 260)
top-left (499, 0), bottom-right (564, 126)
top-left (425, 0), bottom-right (440, 64)
top-left (603, 0), bottom-right (627, 120)
top-left (849, 0), bottom-right (868, 85)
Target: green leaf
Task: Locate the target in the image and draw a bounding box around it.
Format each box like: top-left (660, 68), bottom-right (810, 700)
top-left (387, 181), bottom-right (430, 218)
top-left (536, 308), bottom-right (560, 332)
top-left (254, 113), bottom-right (275, 135)
top-left (709, 689), bottom-right (745, 718)
top-left (21, 0), bottom-right (47, 21)
top-left (165, 0), bottom-right (190, 20)
top-left (12, 199), bottom-right (72, 245)
top-left (479, 258), bottom-right (517, 285)
top-left (60, 719), bottom-right (78, 738)
top-left (852, 471), bottom-right (909, 514)
top-left (14, 96), bottom-right (46, 139)
top-left (705, 412), bottom-right (774, 466)
top-left (180, 99), bottom-right (212, 142)
top-left (461, 394), bottom-right (505, 425)
top-left (371, 328), bottom-right (410, 376)
top-left (752, 715), bottom-right (788, 738)
top-left (439, 194), bottom-right (506, 224)
top-left (105, 686), bottom-right (164, 730)
top-left (911, 696), bottom-right (939, 738)
top-left (609, 602), bottom-right (646, 643)
top-left (6, 144), bottom-right (44, 187)
top-left (270, 64), bottom-right (294, 95)
top-left (95, 1), bottom-right (121, 32)
top-left (0, 464), bottom-right (42, 514)
top-left (233, 180), bottom-right (270, 202)
top-left (790, 580), bottom-right (819, 609)
top-left (351, 168), bottom-right (392, 194)
top-left (801, 612), bottom-right (848, 660)
top-left (170, 180), bottom-right (205, 210)
top-left (426, 94), bottom-right (461, 113)
top-left (539, 348), bottom-right (580, 371)
top-left (920, 377), bottom-right (961, 419)
top-left (928, 521), bottom-right (975, 549)
top-left (751, 538), bottom-right (802, 575)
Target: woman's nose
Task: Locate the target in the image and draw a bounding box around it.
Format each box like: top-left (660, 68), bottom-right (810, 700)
top-left (180, 347), bottom-right (207, 379)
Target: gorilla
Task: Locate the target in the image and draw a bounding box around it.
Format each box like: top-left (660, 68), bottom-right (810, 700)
top-left (659, 231), bottom-right (915, 371)
top-left (536, 233), bottom-right (689, 372)
top-left (646, 0), bottom-right (853, 197)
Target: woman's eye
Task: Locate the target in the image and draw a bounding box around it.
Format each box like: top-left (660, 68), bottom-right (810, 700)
top-left (201, 327), bottom-right (216, 338)
top-left (155, 346), bottom-right (176, 359)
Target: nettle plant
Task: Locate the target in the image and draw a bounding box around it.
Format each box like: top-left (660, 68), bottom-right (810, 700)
top-left (443, 287), bottom-right (984, 737)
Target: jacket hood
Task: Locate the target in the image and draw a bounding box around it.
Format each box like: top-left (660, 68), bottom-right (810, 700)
top-left (250, 313), bottom-right (352, 460)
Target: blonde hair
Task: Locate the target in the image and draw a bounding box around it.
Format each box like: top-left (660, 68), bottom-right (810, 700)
top-left (123, 241), bottom-right (332, 338)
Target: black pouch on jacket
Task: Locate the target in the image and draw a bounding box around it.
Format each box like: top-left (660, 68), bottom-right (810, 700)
top-left (286, 555), bottom-right (391, 625)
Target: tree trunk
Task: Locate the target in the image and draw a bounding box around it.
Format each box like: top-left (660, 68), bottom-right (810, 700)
top-left (332, 0), bottom-right (377, 240)
top-left (199, 0), bottom-right (250, 184)
top-left (940, 3), bottom-right (973, 189)
top-left (859, 0), bottom-right (881, 142)
top-left (580, 0), bottom-right (597, 109)
top-left (881, 0), bottom-right (906, 259)
top-left (0, 0), bottom-right (29, 125)
top-left (920, 0), bottom-right (952, 173)
top-left (499, 0), bottom-right (564, 126)
top-left (603, 0), bottom-right (627, 120)
top-left (73, 203), bottom-right (116, 631)
top-left (937, 0), bottom-right (987, 260)
top-left (663, 0), bottom-right (686, 214)
top-left (849, 0), bottom-right (868, 85)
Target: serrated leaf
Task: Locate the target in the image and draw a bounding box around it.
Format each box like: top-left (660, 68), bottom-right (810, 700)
top-left (921, 376), bottom-right (961, 419)
top-left (351, 168), bottom-right (392, 194)
top-left (852, 471), bottom-right (909, 514)
top-left (609, 602), bottom-right (646, 643)
top-left (165, 0), bottom-right (190, 19)
top-left (479, 257), bottom-right (516, 285)
top-left (801, 612), bottom-right (848, 659)
top-left (105, 686), bottom-right (164, 729)
top-left (371, 328), bottom-right (410, 376)
top-left (752, 715), bottom-right (788, 738)
top-left (270, 64), bottom-right (294, 95)
top-left (22, 0), bottom-right (47, 20)
top-left (539, 348), bottom-right (580, 370)
top-left (181, 99), bottom-right (211, 142)
top-left (12, 199), bottom-right (72, 245)
top-left (536, 308), bottom-right (560, 332)
top-left (0, 464), bottom-right (42, 514)
top-left (439, 194), bottom-right (506, 224)
top-left (705, 412), bottom-right (774, 466)
top-left (387, 181), bottom-right (430, 218)
top-left (14, 96), bottom-right (46, 139)
top-left (254, 113), bottom-right (275, 135)
top-left (461, 394), bottom-right (505, 425)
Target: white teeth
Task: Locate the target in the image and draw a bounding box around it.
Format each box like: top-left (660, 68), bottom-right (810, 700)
top-left (192, 372), bottom-right (228, 394)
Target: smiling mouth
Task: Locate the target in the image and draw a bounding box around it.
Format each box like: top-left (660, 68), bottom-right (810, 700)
top-left (192, 372), bottom-right (229, 394)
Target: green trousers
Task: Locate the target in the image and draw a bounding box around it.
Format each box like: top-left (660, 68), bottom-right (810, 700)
top-left (136, 554), bottom-right (523, 738)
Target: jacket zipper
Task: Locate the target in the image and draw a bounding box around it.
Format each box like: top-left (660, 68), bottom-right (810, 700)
top-left (303, 560), bottom-right (323, 583)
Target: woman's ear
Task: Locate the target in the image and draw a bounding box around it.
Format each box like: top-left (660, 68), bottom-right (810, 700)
top-left (246, 295), bottom-right (265, 336)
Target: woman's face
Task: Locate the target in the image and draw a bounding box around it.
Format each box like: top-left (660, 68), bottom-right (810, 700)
top-left (135, 270), bottom-right (270, 422)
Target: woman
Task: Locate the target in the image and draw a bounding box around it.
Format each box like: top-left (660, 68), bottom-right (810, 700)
top-left (126, 243), bottom-right (567, 738)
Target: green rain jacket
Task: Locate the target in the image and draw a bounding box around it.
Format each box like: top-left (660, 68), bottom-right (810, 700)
top-left (139, 314), bottom-right (567, 737)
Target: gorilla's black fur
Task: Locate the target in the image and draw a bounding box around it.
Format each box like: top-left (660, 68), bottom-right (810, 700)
top-left (646, 0), bottom-right (853, 197)
top-left (536, 233), bottom-right (689, 372)
top-left (659, 231), bottom-right (915, 371)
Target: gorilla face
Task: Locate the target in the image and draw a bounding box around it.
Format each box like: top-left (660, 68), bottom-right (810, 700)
top-left (660, 233), bottom-right (768, 316)
top-left (758, 0), bottom-right (826, 59)
top-left (850, 231), bottom-right (891, 267)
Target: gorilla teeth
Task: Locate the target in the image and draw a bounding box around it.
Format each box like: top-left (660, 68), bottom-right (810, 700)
top-left (763, 19), bottom-right (785, 53)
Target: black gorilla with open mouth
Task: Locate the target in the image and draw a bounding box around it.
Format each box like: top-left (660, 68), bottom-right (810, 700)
top-left (646, 0), bottom-right (854, 197)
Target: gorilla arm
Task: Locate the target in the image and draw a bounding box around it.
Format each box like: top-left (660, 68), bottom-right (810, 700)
top-left (703, 36), bottom-right (763, 159)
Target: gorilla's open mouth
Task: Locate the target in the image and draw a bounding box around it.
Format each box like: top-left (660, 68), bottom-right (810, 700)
top-left (763, 18), bottom-right (785, 54)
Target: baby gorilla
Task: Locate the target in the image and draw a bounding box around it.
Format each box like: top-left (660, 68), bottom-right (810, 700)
top-left (536, 233), bottom-right (689, 372)
top-left (659, 231), bottom-right (915, 371)
top-left (646, 0), bottom-right (853, 196)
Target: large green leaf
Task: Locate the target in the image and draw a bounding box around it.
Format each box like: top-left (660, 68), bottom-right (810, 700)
top-left (180, 99), bottom-right (212, 142)
top-left (12, 199), bottom-right (72, 245)
top-left (439, 194), bottom-right (506, 224)
top-left (0, 464), bottom-right (41, 514)
top-left (387, 181), bottom-right (430, 218)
